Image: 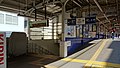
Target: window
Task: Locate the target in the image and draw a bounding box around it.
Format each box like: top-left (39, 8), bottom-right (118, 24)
top-left (44, 36), bottom-right (52, 39)
top-left (30, 24), bottom-right (53, 40)
top-left (6, 14), bottom-right (12, 24)
top-left (30, 18), bottom-right (62, 40)
top-left (58, 23), bottom-right (62, 25)
top-left (0, 13), bottom-right (4, 24)
top-left (30, 32), bottom-right (43, 35)
top-left (6, 14), bottom-right (18, 25)
top-left (12, 16), bottom-right (18, 25)
top-left (31, 36), bottom-right (43, 40)
top-left (54, 36), bottom-right (57, 39)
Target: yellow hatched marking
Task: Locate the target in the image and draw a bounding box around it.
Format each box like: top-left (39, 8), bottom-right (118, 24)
top-left (84, 39), bottom-right (108, 68)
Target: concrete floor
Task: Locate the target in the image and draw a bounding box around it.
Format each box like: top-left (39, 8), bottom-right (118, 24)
top-left (8, 38), bottom-right (120, 68)
top-left (96, 38), bottom-right (120, 65)
top-left (8, 54), bottom-right (61, 68)
top-left (7, 39), bottom-right (101, 68)
top-left (45, 38), bottom-right (120, 68)
top-left (59, 39), bottom-right (103, 68)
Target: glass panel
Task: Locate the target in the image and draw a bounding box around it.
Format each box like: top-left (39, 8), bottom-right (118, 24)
top-left (30, 36), bottom-right (43, 40)
top-left (54, 23), bottom-right (57, 26)
top-left (58, 30), bottom-right (62, 34)
top-left (30, 28), bottom-right (43, 31)
top-left (0, 13), bottom-right (4, 24)
top-left (58, 23), bottom-right (62, 25)
top-left (54, 30), bottom-right (57, 32)
top-left (12, 16), bottom-right (18, 25)
top-left (30, 32), bottom-right (43, 35)
top-left (6, 14), bottom-right (12, 24)
top-left (44, 32), bottom-right (52, 35)
top-left (49, 22), bottom-right (52, 25)
top-left (6, 14), bottom-right (18, 25)
top-left (54, 33), bottom-right (57, 35)
top-left (54, 36), bottom-right (57, 39)
top-left (54, 27), bottom-right (57, 29)
top-left (44, 36), bottom-right (52, 39)
top-left (30, 19), bottom-right (62, 39)
top-left (58, 26), bottom-right (62, 29)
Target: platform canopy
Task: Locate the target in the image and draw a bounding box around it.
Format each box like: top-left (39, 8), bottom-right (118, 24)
top-left (0, 0), bottom-right (119, 29)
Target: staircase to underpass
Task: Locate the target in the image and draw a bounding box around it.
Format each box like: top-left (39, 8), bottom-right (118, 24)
top-left (27, 42), bottom-right (54, 55)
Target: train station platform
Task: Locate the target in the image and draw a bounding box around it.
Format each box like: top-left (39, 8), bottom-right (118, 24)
top-left (44, 38), bottom-right (120, 68)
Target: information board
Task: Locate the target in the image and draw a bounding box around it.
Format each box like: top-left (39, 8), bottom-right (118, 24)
top-left (30, 20), bottom-right (49, 28)
top-left (67, 19), bottom-right (76, 26)
top-left (76, 18), bottom-right (85, 25)
top-left (85, 17), bottom-right (96, 24)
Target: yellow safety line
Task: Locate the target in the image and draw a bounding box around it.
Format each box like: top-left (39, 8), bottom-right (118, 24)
top-left (45, 58), bottom-right (120, 68)
top-left (61, 58), bottom-right (88, 64)
top-left (93, 61), bottom-right (120, 68)
top-left (44, 65), bottom-right (58, 68)
top-left (45, 39), bottom-right (120, 68)
top-left (84, 39), bottom-right (108, 68)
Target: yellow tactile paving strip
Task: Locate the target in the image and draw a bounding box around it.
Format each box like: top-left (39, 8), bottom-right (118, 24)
top-left (61, 58), bottom-right (120, 68)
top-left (84, 39), bottom-right (108, 68)
top-left (45, 39), bottom-right (120, 68)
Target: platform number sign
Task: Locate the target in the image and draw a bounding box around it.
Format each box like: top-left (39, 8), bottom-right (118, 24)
top-left (0, 32), bottom-right (6, 68)
top-left (67, 19), bottom-right (76, 26)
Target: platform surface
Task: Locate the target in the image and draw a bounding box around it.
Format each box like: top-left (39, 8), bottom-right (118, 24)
top-left (45, 38), bottom-right (120, 68)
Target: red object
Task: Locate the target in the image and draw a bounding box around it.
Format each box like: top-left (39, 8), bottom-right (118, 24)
top-left (0, 33), bottom-right (4, 65)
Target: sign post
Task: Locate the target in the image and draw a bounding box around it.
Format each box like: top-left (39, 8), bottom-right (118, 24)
top-left (0, 32), bottom-right (6, 68)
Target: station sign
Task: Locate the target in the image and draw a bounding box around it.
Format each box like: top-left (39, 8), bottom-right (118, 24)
top-left (67, 19), bottom-right (76, 26)
top-left (76, 18), bottom-right (85, 25)
top-left (0, 32), bottom-right (6, 68)
top-left (115, 24), bottom-right (120, 27)
top-left (85, 17), bottom-right (96, 24)
top-left (30, 19), bottom-right (49, 28)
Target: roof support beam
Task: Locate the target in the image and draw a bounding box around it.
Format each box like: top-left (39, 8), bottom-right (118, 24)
top-left (24, 2), bottom-right (43, 14)
top-left (72, 0), bottom-right (82, 7)
top-left (73, 0), bottom-right (108, 29)
top-left (0, 5), bottom-right (47, 18)
top-left (97, 18), bottom-right (108, 29)
top-left (7, 0), bottom-right (30, 7)
top-left (25, 1), bottom-right (61, 15)
top-left (78, 0), bottom-right (83, 4)
top-left (0, 5), bottom-right (25, 12)
top-left (0, 0), bottom-right (3, 4)
top-left (85, 0), bottom-right (108, 29)
top-left (93, 0), bottom-right (111, 23)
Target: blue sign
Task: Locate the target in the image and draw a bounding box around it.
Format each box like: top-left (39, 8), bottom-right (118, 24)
top-left (85, 17), bottom-right (96, 24)
top-left (67, 19), bottom-right (76, 26)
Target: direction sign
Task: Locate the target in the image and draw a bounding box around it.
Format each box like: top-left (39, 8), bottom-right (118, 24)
top-left (76, 18), bottom-right (85, 25)
top-left (30, 20), bottom-right (49, 28)
top-left (67, 19), bottom-right (76, 26)
top-left (85, 17), bottom-right (96, 24)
